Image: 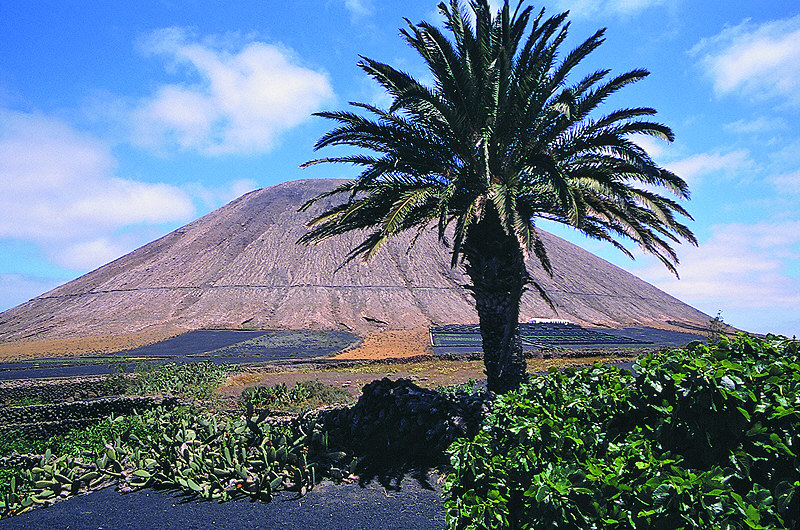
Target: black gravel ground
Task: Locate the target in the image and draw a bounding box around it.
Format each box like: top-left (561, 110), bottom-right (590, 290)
top-left (431, 325), bottom-right (705, 355)
top-left (0, 474), bottom-right (446, 530)
top-left (118, 330), bottom-right (272, 357)
top-left (598, 327), bottom-right (706, 347)
top-left (0, 326), bottom-right (705, 380)
top-left (0, 330), bottom-right (359, 381)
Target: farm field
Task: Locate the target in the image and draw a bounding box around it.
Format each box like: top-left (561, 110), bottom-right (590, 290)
top-left (0, 324), bottom-right (697, 381)
top-left (0, 330), bottom-right (359, 381)
top-left (430, 323), bottom-right (704, 353)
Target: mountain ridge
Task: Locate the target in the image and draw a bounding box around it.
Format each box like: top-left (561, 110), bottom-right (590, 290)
top-left (0, 178), bottom-right (710, 351)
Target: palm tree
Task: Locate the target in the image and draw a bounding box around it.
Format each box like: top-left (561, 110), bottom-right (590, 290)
top-left (298, 0), bottom-right (696, 393)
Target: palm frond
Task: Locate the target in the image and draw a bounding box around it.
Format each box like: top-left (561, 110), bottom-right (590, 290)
top-left (298, 0), bottom-right (694, 281)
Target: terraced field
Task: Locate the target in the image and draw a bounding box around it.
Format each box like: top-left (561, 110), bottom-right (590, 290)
top-left (430, 323), bottom-right (704, 353)
top-left (0, 330), bottom-right (359, 381)
top-left (0, 324), bottom-right (704, 381)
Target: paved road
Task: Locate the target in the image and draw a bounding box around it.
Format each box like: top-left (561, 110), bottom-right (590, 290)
top-left (0, 475), bottom-right (447, 530)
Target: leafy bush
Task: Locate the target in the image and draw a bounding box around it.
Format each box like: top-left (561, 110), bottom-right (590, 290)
top-left (242, 380), bottom-right (351, 413)
top-left (0, 409), bottom-right (175, 518)
top-left (437, 378), bottom-right (480, 395)
top-left (0, 413), bottom-right (161, 460)
top-left (127, 361), bottom-right (235, 399)
top-left (445, 334), bottom-right (799, 529)
top-left (0, 404), bottom-right (344, 518)
top-left (0, 430), bottom-right (48, 458)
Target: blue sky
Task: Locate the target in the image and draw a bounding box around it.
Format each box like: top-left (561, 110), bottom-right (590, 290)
top-left (1, 0), bottom-right (798, 336)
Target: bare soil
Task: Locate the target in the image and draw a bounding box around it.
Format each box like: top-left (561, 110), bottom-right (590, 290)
top-left (216, 355), bottom-right (631, 399)
top-left (0, 328), bottom-right (184, 362)
top-left (331, 329), bottom-right (432, 360)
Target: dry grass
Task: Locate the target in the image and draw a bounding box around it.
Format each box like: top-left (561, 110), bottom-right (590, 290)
top-left (216, 372), bottom-right (268, 397)
top-left (331, 329), bottom-right (432, 360)
top-left (215, 355), bottom-right (630, 399)
top-left (0, 327), bottom-right (429, 363)
top-left (0, 328), bottom-right (185, 362)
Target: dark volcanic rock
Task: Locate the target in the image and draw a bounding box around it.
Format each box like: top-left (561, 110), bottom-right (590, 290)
top-left (318, 377), bottom-right (490, 465)
top-left (0, 179), bottom-right (710, 344)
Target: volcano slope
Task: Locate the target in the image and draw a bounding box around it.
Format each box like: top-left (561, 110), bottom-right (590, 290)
top-left (0, 179), bottom-right (710, 358)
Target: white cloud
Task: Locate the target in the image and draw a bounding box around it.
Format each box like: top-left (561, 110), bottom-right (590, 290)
top-left (57, 238), bottom-right (132, 271)
top-left (133, 28), bottom-right (334, 155)
top-left (553, 0), bottom-right (666, 18)
top-left (0, 113), bottom-right (114, 193)
top-left (666, 150), bottom-right (753, 186)
top-left (0, 109), bottom-right (196, 270)
top-left (725, 116), bottom-right (789, 135)
top-left (631, 134), bottom-right (669, 159)
top-left (70, 179), bottom-right (196, 228)
top-left (635, 221), bottom-right (800, 330)
top-left (184, 178), bottom-right (258, 211)
top-left (768, 138), bottom-right (800, 169)
top-left (342, 0), bottom-right (374, 19)
top-left (772, 170), bottom-right (800, 195)
top-left (692, 15), bottom-right (800, 105)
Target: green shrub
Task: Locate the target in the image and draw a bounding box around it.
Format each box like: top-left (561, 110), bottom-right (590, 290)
top-left (444, 334), bottom-right (799, 529)
top-left (0, 409), bottom-right (174, 518)
top-left (0, 404), bottom-right (342, 518)
top-left (437, 378), bottom-right (480, 395)
top-left (0, 418), bottom-right (141, 460)
top-left (47, 412), bottom-right (178, 457)
top-left (242, 380), bottom-right (351, 413)
top-left (127, 361), bottom-right (234, 399)
top-left (0, 430), bottom-right (48, 457)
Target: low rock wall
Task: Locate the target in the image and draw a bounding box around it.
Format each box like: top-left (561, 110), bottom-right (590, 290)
top-left (317, 377), bottom-right (491, 467)
top-left (0, 375), bottom-right (131, 406)
top-left (0, 395), bottom-right (181, 439)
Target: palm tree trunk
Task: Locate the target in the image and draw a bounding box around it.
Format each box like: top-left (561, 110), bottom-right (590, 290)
top-left (463, 208), bottom-right (528, 393)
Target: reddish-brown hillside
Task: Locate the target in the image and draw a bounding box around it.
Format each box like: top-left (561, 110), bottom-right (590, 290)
top-left (0, 179), bottom-right (710, 353)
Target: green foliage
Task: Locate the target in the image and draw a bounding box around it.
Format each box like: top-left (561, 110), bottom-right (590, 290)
top-left (437, 378), bottom-right (480, 395)
top-left (0, 410), bottom-right (168, 518)
top-left (127, 361), bottom-right (235, 399)
top-left (101, 368), bottom-right (134, 395)
top-left (49, 412), bottom-right (179, 457)
top-left (0, 404), bottom-right (346, 519)
top-left (0, 418), bottom-right (145, 461)
top-left (6, 396), bottom-right (44, 407)
top-left (95, 404), bottom-right (341, 501)
top-left (0, 430), bottom-right (48, 457)
top-left (444, 334), bottom-right (800, 529)
top-left (241, 380), bottom-right (351, 413)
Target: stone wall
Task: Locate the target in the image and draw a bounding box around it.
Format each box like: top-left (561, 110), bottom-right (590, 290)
top-left (0, 376), bottom-right (180, 439)
top-left (0, 395), bottom-right (181, 439)
top-left (0, 375), bottom-right (132, 407)
top-left (317, 377), bottom-right (490, 468)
